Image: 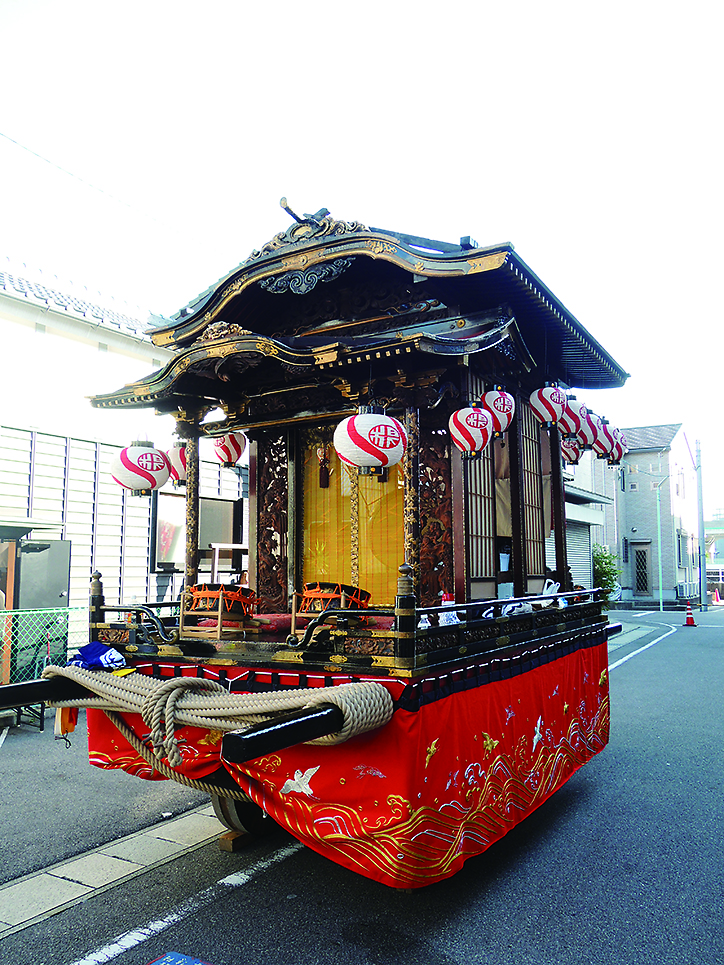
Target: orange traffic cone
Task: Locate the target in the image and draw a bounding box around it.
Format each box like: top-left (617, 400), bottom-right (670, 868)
top-left (683, 601), bottom-right (697, 627)
top-left (714, 588), bottom-right (721, 604)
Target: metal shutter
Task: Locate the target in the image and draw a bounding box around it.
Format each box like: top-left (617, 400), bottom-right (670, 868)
top-left (545, 521), bottom-right (593, 588)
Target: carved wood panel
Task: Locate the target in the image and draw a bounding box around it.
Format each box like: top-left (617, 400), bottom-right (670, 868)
top-left (419, 427), bottom-right (454, 607)
top-left (257, 433), bottom-right (288, 612)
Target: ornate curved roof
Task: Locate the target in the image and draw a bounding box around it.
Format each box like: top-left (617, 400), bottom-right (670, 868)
top-left (92, 206), bottom-right (628, 426)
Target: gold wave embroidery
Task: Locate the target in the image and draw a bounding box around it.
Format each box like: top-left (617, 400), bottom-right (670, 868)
top-left (238, 697), bottom-right (610, 887)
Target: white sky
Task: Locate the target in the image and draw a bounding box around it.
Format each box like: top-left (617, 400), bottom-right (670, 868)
top-left (1, 0), bottom-right (722, 510)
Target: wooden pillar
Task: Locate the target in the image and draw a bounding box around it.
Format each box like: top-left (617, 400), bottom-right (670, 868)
top-left (287, 428), bottom-right (300, 604)
top-left (508, 404), bottom-right (528, 597)
top-left (184, 435), bottom-right (200, 590)
top-left (248, 438), bottom-right (257, 590)
top-left (548, 426), bottom-right (569, 589)
top-left (89, 570), bottom-right (104, 644)
top-left (394, 562), bottom-right (416, 665)
top-left (451, 450), bottom-right (467, 603)
top-left (403, 407), bottom-right (420, 600)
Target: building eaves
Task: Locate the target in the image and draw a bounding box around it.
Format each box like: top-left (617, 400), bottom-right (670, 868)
top-left (623, 424), bottom-right (682, 451)
top-left (0, 270), bottom-right (150, 341)
top-left (564, 484), bottom-right (614, 506)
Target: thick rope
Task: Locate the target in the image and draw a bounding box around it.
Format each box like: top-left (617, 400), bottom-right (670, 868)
top-left (104, 710), bottom-right (254, 801)
top-left (42, 666), bottom-right (394, 768)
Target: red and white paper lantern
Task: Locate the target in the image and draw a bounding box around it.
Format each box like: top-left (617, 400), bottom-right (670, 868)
top-left (166, 443), bottom-right (187, 485)
top-left (558, 397), bottom-right (581, 437)
top-left (574, 405), bottom-right (597, 449)
top-left (591, 416), bottom-right (616, 458)
top-left (612, 426), bottom-right (629, 452)
top-left (560, 437), bottom-right (583, 465)
top-left (111, 443), bottom-right (170, 493)
top-left (448, 406), bottom-right (493, 456)
top-left (333, 410), bottom-right (407, 470)
top-left (529, 385), bottom-right (566, 427)
top-left (607, 439), bottom-right (626, 465)
top-left (213, 431), bottom-right (247, 467)
top-left (481, 387), bottom-right (515, 434)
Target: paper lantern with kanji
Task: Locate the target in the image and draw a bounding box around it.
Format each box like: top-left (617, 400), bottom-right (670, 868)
top-left (529, 385), bottom-right (566, 427)
top-left (333, 411), bottom-right (407, 469)
top-left (561, 437), bottom-right (583, 465)
top-left (449, 406), bottom-right (493, 456)
top-left (481, 388), bottom-right (515, 434)
top-left (166, 443), bottom-right (187, 485)
top-left (111, 443), bottom-right (170, 493)
top-left (214, 432), bottom-right (247, 467)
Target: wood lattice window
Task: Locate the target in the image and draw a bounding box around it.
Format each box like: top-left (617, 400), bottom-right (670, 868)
top-left (520, 402), bottom-right (545, 576)
top-left (467, 446), bottom-right (496, 579)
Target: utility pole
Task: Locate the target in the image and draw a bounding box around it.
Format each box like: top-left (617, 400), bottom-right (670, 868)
top-left (696, 439), bottom-right (707, 612)
top-left (656, 481), bottom-right (665, 612)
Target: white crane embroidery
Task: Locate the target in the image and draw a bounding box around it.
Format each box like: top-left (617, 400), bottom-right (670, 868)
top-left (532, 716), bottom-right (543, 753)
top-left (281, 766), bottom-right (320, 797)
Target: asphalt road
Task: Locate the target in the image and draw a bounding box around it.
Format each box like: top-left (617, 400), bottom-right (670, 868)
top-left (1, 608), bottom-right (722, 965)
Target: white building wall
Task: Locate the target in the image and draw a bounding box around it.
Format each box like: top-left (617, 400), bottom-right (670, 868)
top-left (0, 425), bottom-right (248, 608)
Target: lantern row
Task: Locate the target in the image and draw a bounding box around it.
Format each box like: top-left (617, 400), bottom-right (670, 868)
top-left (448, 384), bottom-right (627, 467)
top-left (110, 431), bottom-right (247, 494)
top-left (111, 387), bottom-right (626, 495)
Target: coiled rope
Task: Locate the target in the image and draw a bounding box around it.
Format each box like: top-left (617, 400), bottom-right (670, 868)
top-left (41, 666), bottom-right (394, 772)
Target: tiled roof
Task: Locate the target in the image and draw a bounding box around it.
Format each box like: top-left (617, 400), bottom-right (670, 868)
top-left (0, 270), bottom-right (149, 340)
top-left (622, 424), bottom-right (682, 451)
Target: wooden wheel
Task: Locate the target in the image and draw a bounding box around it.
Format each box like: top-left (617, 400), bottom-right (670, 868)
top-left (210, 793), bottom-right (276, 836)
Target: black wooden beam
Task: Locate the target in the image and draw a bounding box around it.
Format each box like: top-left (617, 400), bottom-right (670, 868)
top-left (221, 704), bottom-right (344, 764)
top-left (0, 677), bottom-right (92, 710)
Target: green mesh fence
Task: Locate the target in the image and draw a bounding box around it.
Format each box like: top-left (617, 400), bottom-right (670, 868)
top-left (2, 608), bottom-right (87, 685)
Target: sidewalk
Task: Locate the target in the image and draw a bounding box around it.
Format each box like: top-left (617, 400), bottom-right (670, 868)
top-left (0, 805), bottom-right (224, 938)
top-left (607, 613), bottom-right (658, 652)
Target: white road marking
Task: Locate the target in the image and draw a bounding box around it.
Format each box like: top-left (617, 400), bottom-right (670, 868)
top-left (67, 842), bottom-right (303, 965)
top-left (609, 626), bottom-right (678, 671)
top-left (0, 727), bottom-right (8, 750)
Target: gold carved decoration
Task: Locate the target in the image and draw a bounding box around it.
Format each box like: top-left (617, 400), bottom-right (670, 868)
top-left (198, 321), bottom-right (252, 342)
top-left (256, 341), bottom-right (279, 357)
top-left (366, 239), bottom-right (398, 255)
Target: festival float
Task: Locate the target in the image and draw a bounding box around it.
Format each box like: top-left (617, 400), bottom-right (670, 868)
top-left (1, 202), bottom-right (629, 888)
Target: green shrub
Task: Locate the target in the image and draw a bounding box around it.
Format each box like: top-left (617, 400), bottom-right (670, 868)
top-left (592, 543), bottom-right (622, 608)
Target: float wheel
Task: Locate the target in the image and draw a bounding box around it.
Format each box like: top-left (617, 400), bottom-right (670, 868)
top-left (210, 793), bottom-right (276, 836)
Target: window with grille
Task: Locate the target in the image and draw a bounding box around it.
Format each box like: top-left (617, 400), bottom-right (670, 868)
top-left (635, 549), bottom-right (649, 593)
top-left (467, 440), bottom-right (496, 578)
top-left (520, 402), bottom-right (545, 576)
top-left (466, 374), bottom-right (496, 579)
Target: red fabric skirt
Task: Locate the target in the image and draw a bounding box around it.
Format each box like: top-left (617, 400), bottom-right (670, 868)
top-left (87, 641), bottom-right (609, 888)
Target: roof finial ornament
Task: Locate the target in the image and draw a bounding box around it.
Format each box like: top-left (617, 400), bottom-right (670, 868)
top-left (280, 197), bottom-right (330, 227)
